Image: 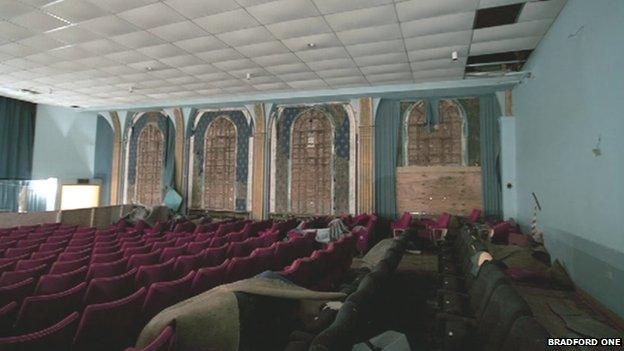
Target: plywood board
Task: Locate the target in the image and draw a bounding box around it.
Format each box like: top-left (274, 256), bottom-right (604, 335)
top-left (396, 166), bottom-right (482, 216)
top-left (0, 211), bottom-right (59, 228)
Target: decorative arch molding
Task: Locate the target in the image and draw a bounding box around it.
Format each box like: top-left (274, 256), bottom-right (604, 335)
top-left (187, 108), bottom-right (253, 212)
top-left (269, 102), bottom-right (355, 215)
top-left (400, 99), bottom-right (468, 167)
top-left (122, 111), bottom-right (176, 205)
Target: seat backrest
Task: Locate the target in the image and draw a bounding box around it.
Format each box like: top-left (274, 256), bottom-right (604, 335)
top-left (0, 312), bottom-right (79, 351)
top-left (399, 211), bottom-right (412, 228)
top-left (93, 238), bottom-right (120, 248)
top-left (58, 249), bottom-right (91, 261)
top-left (0, 253), bottom-right (31, 266)
top-left (35, 266), bottom-right (87, 295)
top-left (151, 239), bottom-right (178, 251)
top-left (0, 261), bottom-right (15, 276)
top-left (226, 238), bottom-right (254, 258)
top-left (143, 271), bottom-right (195, 320)
top-left (0, 264), bottom-right (47, 286)
top-left (74, 288), bottom-right (146, 351)
top-left (476, 284), bottom-right (533, 351)
top-left (227, 231), bottom-right (247, 243)
top-left (469, 261), bottom-right (509, 319)
top-left (16, 237), bottom-right (46, 248)
top-left (123, 245), bottom-right (152, 257)
top-left (192, 259), bottom-right (229, 294)
top-left (92, 244), bottom-right (121, 255)
top-left (187, 239), bottom-right (211, 255)
top-left (128, 249), bottom-right (162, 269)
top-left (127, 325), bottom-right (175, 351)
top-left (63, 244), bottom-right (92, 254)
top-left (14, 282), bottom-right (86, 333)
top-left (68, 237), bottom-right (94, 247)
top-left (32, 248), bottom-right (63, 259)
top-left (160, 244), bottom-right (188, 263)
top-left (4, 244), bottom-right (39, 258)
top-left (280, 258), bottom-right (310, 287)
top-left (204, 244), bottom-right (229, 267)
top-left (135, 259), bottom-right (175, 287)
top-left (174, 236), bottom-right (194, 247)
top-left (86, 257), bottom-right (129, 280)
top-left (45, 233), bottom-right (73, 244)
top-left (15, 254), bottom-right (57, 270)
top-left (49, 256), bottom-right (90, 275)
top-left (469, 209), bottom-right (482, 223)
top-left (224, 256), bottom-right (257, 283)
top-left (0, 240), bottom-right (17, 251)
top-left (437, 213), bottom-right (452, 228)
top-left (209, 235), bottom-right (229, 248)
top-left (0, 301), bottom-right (18, 335)
top-left (173, 252), bottom-right (203, 276)
top-left (500, 315), bottom-right (550, 351)
top-left (90, 251), bottom-right (124, 264)
top-left (0, 278), bottom-right (35, 306)
top-left (273, 241), bottom-right (294, 270)
top-left (84, 268), bottom-right (137, 305)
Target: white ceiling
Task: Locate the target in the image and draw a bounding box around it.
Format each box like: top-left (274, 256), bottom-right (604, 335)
top-left (0, 0), bottom-right (566, 109)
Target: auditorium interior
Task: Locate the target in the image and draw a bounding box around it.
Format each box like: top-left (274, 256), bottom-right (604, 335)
top-left (0, 0), bottom-right (622, 350)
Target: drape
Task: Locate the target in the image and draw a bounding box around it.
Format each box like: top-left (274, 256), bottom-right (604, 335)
top-left (374, 99), bottom-right (401, 220)
top-left (94, 115), bottom-right (114, 206)
top-left (164, 118), bottom-right (176, 190)
top-left (479, 94), bottom-right (503, 218)
top-left (0, 96), bottom-right (36, 179)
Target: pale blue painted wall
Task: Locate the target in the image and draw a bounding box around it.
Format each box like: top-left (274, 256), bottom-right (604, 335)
top-left (513, 0), bottom-right (624, 316)
top-left (499, 117), bottom-right (517, 220)
top-left (32, 104), bottom-right (99, 180)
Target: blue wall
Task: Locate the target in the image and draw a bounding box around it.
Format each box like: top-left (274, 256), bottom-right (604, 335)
top-left (513, 0), bottom-right (624, 316)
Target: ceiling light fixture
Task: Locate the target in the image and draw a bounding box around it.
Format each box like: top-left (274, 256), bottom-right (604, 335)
top-left (19, 88), bottom-right (42, 95)
top-left (307, 43), bottom-right (316, 48)
top-left (245, 73), bottom-right (252, 80)
top-left (145, 66), bottom-right (153, 71)
top-left (451, 51), bottom-right (459, 62)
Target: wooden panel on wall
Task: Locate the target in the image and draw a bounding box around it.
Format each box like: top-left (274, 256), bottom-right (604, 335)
top-left (59, 208), bottom-right (94, 228)
top-left (92, 206), bottom-right (117, 229)
top-left (358, 97), bottom-right (374, 214)
top-left (0, 211), bottom-right (59, 228)
top-left (396, 166), bottom-right (482, 216)
top-left (251, 104), bottom-right (266, 220)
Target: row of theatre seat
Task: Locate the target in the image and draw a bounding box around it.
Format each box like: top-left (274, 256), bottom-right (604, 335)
top-left (433, 224), bottom-right (550, 351)
top-left (0, 218), bottom-right (347, 351)
top-left (129, 232), bottom-right (360, 351)
top-left (303, 230), bottom-right (412, 350)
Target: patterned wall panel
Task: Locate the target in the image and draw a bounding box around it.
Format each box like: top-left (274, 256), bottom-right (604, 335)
top-left (125, 112), bottom-right (173, 205)
top-left (190, 110), bottom-right (252, 211)
top-left (273, 103), bottom-right (350, 215)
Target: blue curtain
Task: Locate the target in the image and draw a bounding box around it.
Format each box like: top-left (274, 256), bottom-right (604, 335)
top-left (0, 96), bottom-right (36, 179)
top-left (94, 115), bottom-right (114, 206)
top-left (479, 94), bottom-right (503, 218)
top-left (374, 99), bottom-right (401, 220)
top-left (163, 118), bottom-right (176, 190)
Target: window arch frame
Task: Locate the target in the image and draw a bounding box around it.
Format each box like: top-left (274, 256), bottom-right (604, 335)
top-left (288, 107), bottom-right (336, 215)
top-left (402, 99), bottom-right (468, 167)
top-left (201, 115), bottom-right (238, 211)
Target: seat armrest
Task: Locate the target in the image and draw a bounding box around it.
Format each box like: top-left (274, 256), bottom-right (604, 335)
top-left (436, 312), bottom-right (477, 326)
top-left (437, 289), bottom-right (468, 298)
top-left (392, 228), bottom-right (405, 238)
